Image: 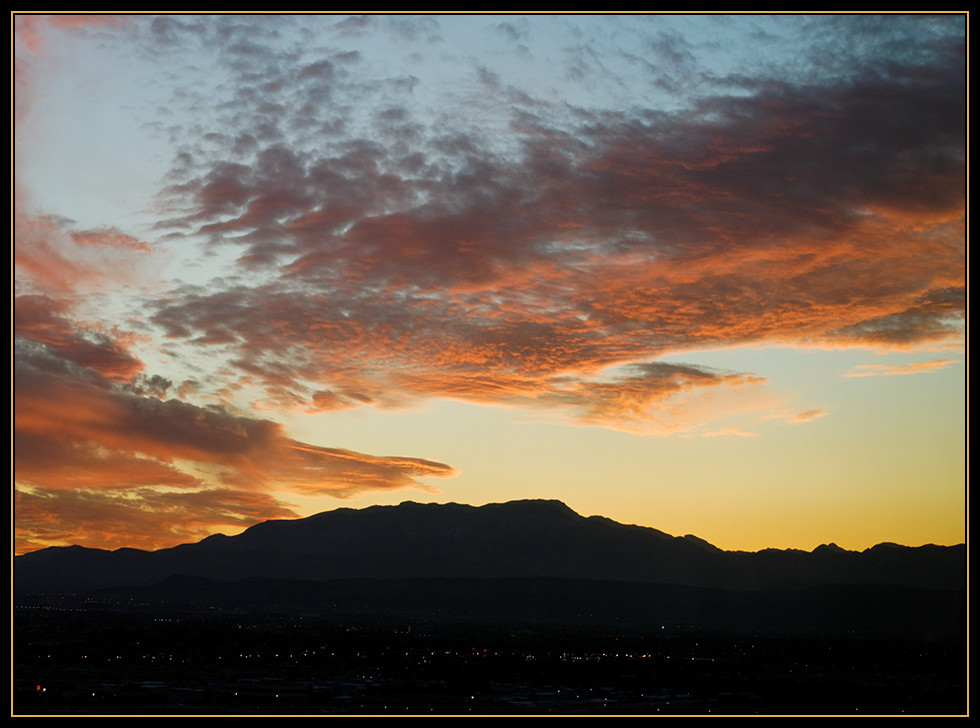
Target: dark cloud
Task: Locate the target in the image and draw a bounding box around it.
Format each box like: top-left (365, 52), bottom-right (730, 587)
top-left (15, 294), bottom-right (145, 381)
top-left (156, 24), bottom-right (963, 277)
top-left (829, 286), bottom-right (965, 346)
top-left (139, 18), bottom-right (963, 427)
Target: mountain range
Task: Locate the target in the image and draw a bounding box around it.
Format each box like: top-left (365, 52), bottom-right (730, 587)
top-left (14, 499), bottom-right (966, 636)
top-left (15, 499), bottom-right (964, 591)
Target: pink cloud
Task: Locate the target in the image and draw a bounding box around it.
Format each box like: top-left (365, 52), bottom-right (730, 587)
top-left (702, 427), bottom-right (759, 438)
top-left (15, 14), bottom-right (127, 55)
top-left (789, 409), bottom-right (830, 424)
top-left (14, 213), bottom-right (158, 295)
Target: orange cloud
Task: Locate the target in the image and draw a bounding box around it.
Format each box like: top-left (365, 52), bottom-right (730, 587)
top-left (14, 298), bottom-right (459, 552)
top-left (14, 485), bottom-right (298, 554)
top-left (703, 427), bottom-right (759, 438)
top-left (15, 358), bottom-right (456, 496)
top-left (147, 211), bottom-right (963, 431)
top-left (279, 442), bottom-right (456, 497)
top-left (844, 359), bottom-right (962, 378)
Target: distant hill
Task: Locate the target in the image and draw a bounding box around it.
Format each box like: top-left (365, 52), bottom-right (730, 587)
top-left (14, 499), bottom-right (965, 594)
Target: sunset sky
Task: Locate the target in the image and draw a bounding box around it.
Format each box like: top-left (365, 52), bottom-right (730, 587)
top-left (13, 13), bottom-right (966, 555)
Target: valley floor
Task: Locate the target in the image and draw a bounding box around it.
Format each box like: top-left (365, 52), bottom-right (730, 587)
top-left (12, 598), bottom-right (967, 716)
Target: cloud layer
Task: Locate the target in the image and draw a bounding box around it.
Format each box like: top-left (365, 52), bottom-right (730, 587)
top-left (149, 15), bottom-right (964, 394)
top-left (14, 14), bottom-right (965, 551)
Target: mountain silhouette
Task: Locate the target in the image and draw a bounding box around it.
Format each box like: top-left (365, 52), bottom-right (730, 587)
top-left (14, 499), bottom-right (964, 594)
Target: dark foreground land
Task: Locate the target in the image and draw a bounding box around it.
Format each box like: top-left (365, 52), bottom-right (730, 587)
top-left (13, 595), bottom-right (966, 716)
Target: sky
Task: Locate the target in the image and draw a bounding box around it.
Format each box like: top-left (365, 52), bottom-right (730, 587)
top-left (12, 12), bottom-right (967, 555)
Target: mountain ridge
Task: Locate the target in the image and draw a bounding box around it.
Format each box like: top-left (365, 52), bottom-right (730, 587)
top-left (17, 498), bottom-right (959, 557)
top-left (14, 498), bottom-right (965, 595)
